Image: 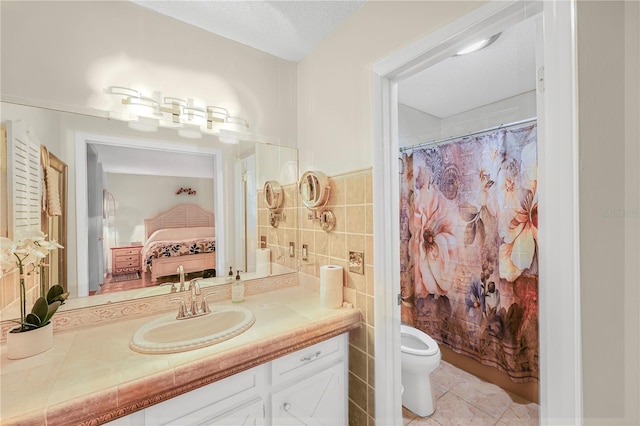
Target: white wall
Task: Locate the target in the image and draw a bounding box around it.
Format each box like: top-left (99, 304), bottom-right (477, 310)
top-left (0, 1), bottom-right (297, 147)
top-left (299, 0), bottom-right (639, 424)
top-left (297, 1), bottom-right (485, 175)
top-left (577, 1), bottom-right (640, 424)
top-left (398, 104), bottom-right (441, 147)
top-left (106, 174), bottom-right (214, 247)
top-left (399, 90), bottom-right (536, 148)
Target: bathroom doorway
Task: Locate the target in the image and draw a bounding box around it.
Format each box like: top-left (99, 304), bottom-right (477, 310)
top-left (372, 1), bottom-right (581, 424)
top-left (398, 12), bottom-right (540, 404)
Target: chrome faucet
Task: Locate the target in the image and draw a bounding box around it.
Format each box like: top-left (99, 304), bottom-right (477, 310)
top-left (189, 278), bottom-right (201, 315)
top-left (167, 277), bottom-right (218, 320)
top-left (177, 265), bottom-right (185, 292)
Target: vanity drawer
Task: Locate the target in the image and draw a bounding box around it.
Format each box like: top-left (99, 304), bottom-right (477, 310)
top-left (271, 334), bottom-right (345, 386)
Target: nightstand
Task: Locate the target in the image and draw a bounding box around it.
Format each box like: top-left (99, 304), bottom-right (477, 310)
top-left (111, 245), bottom-right (143, 274)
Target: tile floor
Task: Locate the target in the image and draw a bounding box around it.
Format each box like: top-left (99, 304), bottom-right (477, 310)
top-left (402, 361), bottom-right (539, 426)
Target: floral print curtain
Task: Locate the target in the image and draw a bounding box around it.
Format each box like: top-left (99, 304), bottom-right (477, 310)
top-left (399, 122), bottom-right (538, 382)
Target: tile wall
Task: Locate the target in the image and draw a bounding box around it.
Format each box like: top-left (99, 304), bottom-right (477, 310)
top-left (257, 168), bottom-right (375, 424)
top-left (297, 169), bottom-right (375, 426)
top-left (257, 183), bottom-right (299, 272)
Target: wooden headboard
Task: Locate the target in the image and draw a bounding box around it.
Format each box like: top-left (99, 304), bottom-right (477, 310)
top-left (144, 204), bottom-right (215, 239)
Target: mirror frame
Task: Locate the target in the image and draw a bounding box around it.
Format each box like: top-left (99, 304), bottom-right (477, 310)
top-left (263, 180), bottom-right (283, 211)
top-left (1, 100), bottom-right (299, 327)
top-left (299, 171), bottom-right (330, 209)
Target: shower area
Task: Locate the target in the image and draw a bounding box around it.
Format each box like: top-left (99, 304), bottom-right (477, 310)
top-left (398, 14), bottom-right (540, 400)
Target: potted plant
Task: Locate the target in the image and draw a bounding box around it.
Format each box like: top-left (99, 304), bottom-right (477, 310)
top-left (0, 229), bottom-right (68, 359)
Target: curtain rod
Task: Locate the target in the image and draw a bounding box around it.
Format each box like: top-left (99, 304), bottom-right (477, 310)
top-left (399, 117), bottom-right (537, 153)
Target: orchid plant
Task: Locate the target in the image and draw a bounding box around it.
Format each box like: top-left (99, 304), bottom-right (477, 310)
top-left (0, 229), bottom-right (68, 333)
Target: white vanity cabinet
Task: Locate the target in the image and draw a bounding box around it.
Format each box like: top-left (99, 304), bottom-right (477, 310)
top-left (270, 335), bottom-right (347, 425)
top-left (109, 364), bottom-right (267, 426)
top-left (271, 362), bottom-right (346, 425)
top-left (108, 334), bottom-right (348, 426)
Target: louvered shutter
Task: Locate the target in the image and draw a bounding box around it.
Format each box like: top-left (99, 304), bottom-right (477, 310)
top-left (6, 121), bottom-right (41, 237)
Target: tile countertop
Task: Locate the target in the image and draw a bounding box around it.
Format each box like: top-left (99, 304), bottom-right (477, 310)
top-left (0, 286), bottom-right (362, 426)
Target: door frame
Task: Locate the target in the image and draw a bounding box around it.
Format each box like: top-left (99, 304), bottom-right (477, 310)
top-left (371, 1), bottom-right (582, 424)
top-left (75, 133), bottom-right (224, 297)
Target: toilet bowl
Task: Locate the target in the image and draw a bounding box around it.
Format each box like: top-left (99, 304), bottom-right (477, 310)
top-left (401, 324), bottom-right (441, 417)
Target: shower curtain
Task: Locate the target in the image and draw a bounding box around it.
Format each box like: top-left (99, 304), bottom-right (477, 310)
top-left (399, 122), bottom-right (538, 382)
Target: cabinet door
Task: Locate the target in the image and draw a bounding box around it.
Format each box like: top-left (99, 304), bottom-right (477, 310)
top-left (271, 362), bottom-right (346, 426)
top-left (177, 397), bottom-right (264, 426)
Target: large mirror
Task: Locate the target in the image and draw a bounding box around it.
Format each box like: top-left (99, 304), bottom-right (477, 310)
top-left (0, 101), bottom-right (298, 320)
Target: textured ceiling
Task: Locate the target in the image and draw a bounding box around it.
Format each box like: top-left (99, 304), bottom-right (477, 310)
top-left (131, 0), bottom-right (366, 61)
top-left (398, 17), bottom-right (537, 118)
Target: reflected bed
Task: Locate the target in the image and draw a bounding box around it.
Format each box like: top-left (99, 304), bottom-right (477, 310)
top-left (142, 204), bottom-right (216, 282)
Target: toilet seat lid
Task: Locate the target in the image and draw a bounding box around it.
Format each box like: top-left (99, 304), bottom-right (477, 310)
top-left (401, 325), bottom-right (440, 356)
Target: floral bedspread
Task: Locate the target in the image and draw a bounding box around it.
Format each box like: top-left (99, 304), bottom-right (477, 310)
top-left (142, 237), bottom-right (216, 270)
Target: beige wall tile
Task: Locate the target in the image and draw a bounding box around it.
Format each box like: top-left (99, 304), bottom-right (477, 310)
top-left (346, 174), bottom-right (366, 205)
top-left (365, 204), bottom-right (373, 235)
top-left (367, 355), bottom-right (375, 387)
top-left (328, 232), bottom-right (347, 259)
top-left (365, 236), bottom-right (373, 265)
top-left (315, 231), bottom-right (329, 256)
top-left (365, 173), bottom-right (373, 204)
top-left (367, 385), bottom-right (376, 419)
top-left (347, 233), bottom-right (366, 253)
top-left (349, 325), bottom-right (367, 353)
top-left (349, 400), bottom-right (368, 426)
top-left (347, 270), bottom-right (366, 293)
top-left (365, 266), bottom-right (374, 296)
top-left (356, 291), bottom-right (367, 319)
top-left (331, 205), bottom-right (346, 233)
top-left (349, 372), bottom-right (368, 411)
top-left (366, 295), bottom-right (375, 327)
top-left (328, 177), bottom-right (346, 206)
top-left (349, 345), bottom-right (368, 382)
top-left (346, 205), bottom-right (366, 234)
top-left (366, 324), bottom-right (375, 356)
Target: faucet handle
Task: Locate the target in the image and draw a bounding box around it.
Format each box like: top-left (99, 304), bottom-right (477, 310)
top-left (201, 291), bottom-right (219, 314)
top-left (167, 298), bottom-right (188, 319)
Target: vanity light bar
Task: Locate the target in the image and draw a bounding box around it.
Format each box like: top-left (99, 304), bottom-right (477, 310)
top-left (207, 106), bottom-right (229, 122)
top-left (104, 86), bottom-right (140, 98)
top-left (122, 96), bottom-right (160, 113)
top-left (105, 86), bottom-right (250, 139)
top-left (226, 116), bottom-right (249, 129)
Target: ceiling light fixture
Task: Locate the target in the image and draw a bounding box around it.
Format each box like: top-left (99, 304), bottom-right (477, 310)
top-left (104, 86), bottom-right (250, 140)
top-left (455, 33), bottom-right (501, 56)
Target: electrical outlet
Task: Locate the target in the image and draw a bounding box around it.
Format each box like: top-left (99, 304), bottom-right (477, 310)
top-left (302, 244), bottom-right (308, 261)
top-left (289, 242), bottom-right (295, 257)
top-left (349, 251), bottom-right (364, 274)
top-left (260, 236), bottom-right (267, 249)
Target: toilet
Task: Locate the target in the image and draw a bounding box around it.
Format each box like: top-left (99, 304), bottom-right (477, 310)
top-left (400, 324), bottom-right (441, 417)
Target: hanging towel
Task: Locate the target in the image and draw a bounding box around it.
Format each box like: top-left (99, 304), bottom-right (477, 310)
top-left (45, 166), bottom-right (62, 216)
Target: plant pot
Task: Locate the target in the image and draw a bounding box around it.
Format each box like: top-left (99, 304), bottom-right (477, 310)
top-left (6, 322), bottom-right (53, 360)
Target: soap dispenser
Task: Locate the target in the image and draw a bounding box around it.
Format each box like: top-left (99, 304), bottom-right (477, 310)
top-left (226, 266), bottom-right (234, 282)
top-left (232, 270), bottom-right (244, 303)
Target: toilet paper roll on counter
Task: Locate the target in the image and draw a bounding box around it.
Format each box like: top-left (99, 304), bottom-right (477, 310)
top-left (320, 265), bottom-right (344, 308)
top-left (256, 248), bottom-right (271, 277)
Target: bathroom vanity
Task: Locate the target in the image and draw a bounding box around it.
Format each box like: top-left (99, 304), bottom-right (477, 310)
top-left (113, 335), bottom-right (347, 425)
top-left (0, 285), bottom-right (360, 425)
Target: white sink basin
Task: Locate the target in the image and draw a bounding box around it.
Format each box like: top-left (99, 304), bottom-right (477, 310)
top-left (129, 305), bottom-right (255, 354)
